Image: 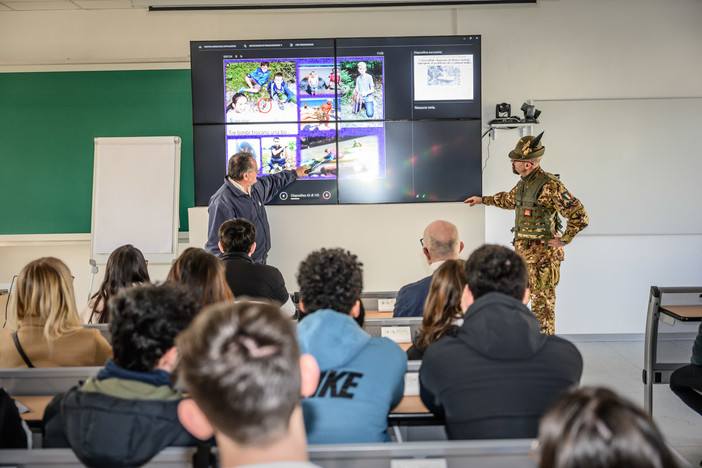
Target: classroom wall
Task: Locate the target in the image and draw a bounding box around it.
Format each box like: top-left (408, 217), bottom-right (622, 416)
top-left (1, 0), bottom-right (701, 334)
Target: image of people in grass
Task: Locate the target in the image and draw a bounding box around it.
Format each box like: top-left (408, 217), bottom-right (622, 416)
top-left (337, 58), bottom-right (384, 123)
top-left (261, 136), bottom-right (297, 174)
top-left (225, 60), bottom-right (297, 123)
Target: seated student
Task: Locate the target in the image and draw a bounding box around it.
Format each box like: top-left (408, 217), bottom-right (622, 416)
top-left (536, 386), bottom-right (679, 468)
top-left (218, 219), bottom-right (295, 316)
top-left (0, 389), bottom-right (30, 448)
top-left (43, 284), bottom-right (201, 467)
top-left (296, 248), bottom-right (407, 444)
top-left (166, 247), bottom-right (234, 308)
top-left (0, 257), bottom-right (112, 368)
top-left (81, 244), bottom-right (150, 324)
top-left (670, 321), bottom-right (702, 416)
top-left (419, 244), bottom-right (583, 440)
top-left (177, 301), bottom-right (321, 468)
top-left (393, 220), bottom-right (464, 317)
top-left (405, 259), bottom-right (467, 360)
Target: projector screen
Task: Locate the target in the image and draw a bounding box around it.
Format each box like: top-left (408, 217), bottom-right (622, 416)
top-left (190, 35), bottom-right (482, 205)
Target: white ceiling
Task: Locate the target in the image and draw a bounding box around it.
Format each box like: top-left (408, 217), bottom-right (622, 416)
top-left (0, 0), bottom-right (135, 10)
top-left (0, 0), bottom-right (526, 12)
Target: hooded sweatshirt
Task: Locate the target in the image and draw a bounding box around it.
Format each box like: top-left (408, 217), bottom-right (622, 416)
top-left (42, 360), bottom-right (199, 467)
top-left (419, 292), bottom-right (583, 439)
top-left (297, 309), bottom-right (407, 444)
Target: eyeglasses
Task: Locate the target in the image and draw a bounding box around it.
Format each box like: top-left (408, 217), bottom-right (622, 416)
top-left (419, 238), bottom-right (424, 247)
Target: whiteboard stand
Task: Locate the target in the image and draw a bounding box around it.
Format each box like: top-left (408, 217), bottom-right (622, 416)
top-left (90, 137), bottom-right (181, 266)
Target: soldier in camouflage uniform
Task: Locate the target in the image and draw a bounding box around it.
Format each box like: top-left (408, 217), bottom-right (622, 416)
top-left (464, 133), bottom-right (588, 334)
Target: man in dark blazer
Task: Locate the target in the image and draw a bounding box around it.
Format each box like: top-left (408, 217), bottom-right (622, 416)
top-left (218, 218), bottom-right (295, 316)
top-left (393, 220), bottom-right (463, 317)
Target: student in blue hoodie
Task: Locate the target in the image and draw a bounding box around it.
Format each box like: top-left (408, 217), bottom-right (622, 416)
top-left (296, 248), bottom-right (407, 444)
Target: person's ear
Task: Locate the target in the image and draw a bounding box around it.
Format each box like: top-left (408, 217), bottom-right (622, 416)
top-left (299, 299), bottom-right (306, 313)
top-left (299, 354), bottom-right (320, 398)
top-left (349, 299), bottom-right (360, 318)
top-left (178, 399), bottom-right (215, 441)
top-left (522, 288), bottom-right (531, 305)
top-left (218, 241), bottom-right (225, 254)
top-left (249, 242), bottom-right (256, 257)
top-left (458, 241), bottom-right (465, 254)
top-left (156, 347), bottom-right (178, 373)
top-left (461, 285), bottom-right (474, 312)
top-left (422, 247), bottom-right (431, 263)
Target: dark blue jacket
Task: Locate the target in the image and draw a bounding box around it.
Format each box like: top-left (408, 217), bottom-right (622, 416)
top-left (393, 275), bottom-right (433, 317)
top-left (205, 171), bottom-right (298, 263)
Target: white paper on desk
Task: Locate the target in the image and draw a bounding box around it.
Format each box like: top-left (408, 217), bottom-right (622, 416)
top-left (14, 400), bottom-right (29, 414)
top-left (404, 372), bottom-right (419, 396)
top-left (378, 298), bottom-right (396, 312)
top-left (382, 326), bottom-right (411, 343)
top-left (391, 459), bottom-right (447, 468)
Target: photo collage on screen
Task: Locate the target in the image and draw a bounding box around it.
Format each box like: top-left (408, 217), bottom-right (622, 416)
top-left (191, 36), bottom-right (482, 206)
top-left (223, 56), bottom-right (386, 189)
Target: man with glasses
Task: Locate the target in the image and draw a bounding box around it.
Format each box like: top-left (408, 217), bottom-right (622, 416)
top-left (464, 133), bottom-right (588, 334)
top-left (393, 220), bottom-right (464, 318)
top-left (206, 151), bottom-right (308, 263)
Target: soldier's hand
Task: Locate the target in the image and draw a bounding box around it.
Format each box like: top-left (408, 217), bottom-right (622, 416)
top-left (546, 236), bottom-right (564, 248)
top-left (464, 196), bottom-right (483, 206)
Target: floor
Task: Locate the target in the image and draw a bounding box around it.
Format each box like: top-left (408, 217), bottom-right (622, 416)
top-left (572, 337), bottom-right (702, 467)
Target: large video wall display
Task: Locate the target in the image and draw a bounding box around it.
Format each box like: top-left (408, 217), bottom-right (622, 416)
top-left (191, 36), bottom-right (481, 205)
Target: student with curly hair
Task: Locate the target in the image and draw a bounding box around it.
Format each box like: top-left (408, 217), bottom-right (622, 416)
top-left (166, 247), bottom-right (234, 308)
top-left (82, 244), bottom-right (150, 324)
top-left (536, 386), bottom-right (679, 468)
top-left (296, 248), bottom-right (407, 444)
top-left (406, 259), bottom-right (467, 360)
top-left (0, 257), bottom-right (112, 368)
top-left (43, 283), bottom-right (202, 466)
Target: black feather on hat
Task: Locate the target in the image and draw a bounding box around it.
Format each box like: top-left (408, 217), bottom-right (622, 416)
top-left (509, 131), bottom-right (545, 160)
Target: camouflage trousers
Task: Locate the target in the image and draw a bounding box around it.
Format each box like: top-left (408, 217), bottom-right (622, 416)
top-left (515, 240), bottom-right (563, 335)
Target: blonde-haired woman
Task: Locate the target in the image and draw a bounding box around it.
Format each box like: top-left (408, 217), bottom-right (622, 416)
top-left (0, 257), bottom-right (112, 368)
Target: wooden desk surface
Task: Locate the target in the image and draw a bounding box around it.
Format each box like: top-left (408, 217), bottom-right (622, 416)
top-left (15, 395), bottom-right (52, 421)
top-left (15, 394), bottom-right (428, 421)
top-left (660, 305), bottom-right (702, 321)
top-left (391, 395), bottom-right (428, 414)
top-left (365, 309), bottom-right (394, 319)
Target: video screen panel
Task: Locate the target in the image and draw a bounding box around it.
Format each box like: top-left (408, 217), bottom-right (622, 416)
top-left (190, 36), bottom-right (481, 206)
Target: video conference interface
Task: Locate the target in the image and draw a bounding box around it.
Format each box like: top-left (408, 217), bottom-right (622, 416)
top-left (191, 36), bottom-right (482, 205)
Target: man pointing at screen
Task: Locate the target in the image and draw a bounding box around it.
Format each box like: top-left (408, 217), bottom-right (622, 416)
top-left (206, 151), bottom-right (307, 263)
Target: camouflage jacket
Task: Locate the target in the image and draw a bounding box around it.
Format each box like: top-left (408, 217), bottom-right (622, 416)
top-left (483, 167), bottom-right (589, 245)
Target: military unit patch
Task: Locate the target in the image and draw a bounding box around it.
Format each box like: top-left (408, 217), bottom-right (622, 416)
top-left (563, 192), bottom-right (572, 200)
top-left (524, 209), bottom-right (531, 216)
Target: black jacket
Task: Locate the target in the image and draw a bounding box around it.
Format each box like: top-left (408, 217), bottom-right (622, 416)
top-left (221, 251), bottom-right (289, 304)
top-left (43, 387), bottom-right (199, 467)
top-left (419, 292), bottom-right (583, 439)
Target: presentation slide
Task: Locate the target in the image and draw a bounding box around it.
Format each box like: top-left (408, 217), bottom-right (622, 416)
top-left (191, 36), bottom-right (482, 206)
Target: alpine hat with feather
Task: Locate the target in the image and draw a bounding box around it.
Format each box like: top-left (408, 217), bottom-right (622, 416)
top-left (509, 131), bottom-right (545, 160)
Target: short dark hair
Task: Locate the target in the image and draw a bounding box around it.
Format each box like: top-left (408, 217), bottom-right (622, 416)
top-left (465, 244), bottom-right (528, 301)
top-left (260, 61), bottom-right (269, 67)
top-left (218, 219), bottom-right (256, 254)
top-left (297, 248), bottom-right (363, 315)
top-left (227, 152), bottom-right (256, 180)
top-left (178, 301), bottom-right (300, 444)
top-left (109, 283), bottom-right (198, 372)
top-left (538, 386), bottom-right (679, 468)
top-left (89, 244), bottom-right (150, 324)
top-left (166, 247), bottom-right (234, 308)
top-left (273, 73), bottom-right (283, 79)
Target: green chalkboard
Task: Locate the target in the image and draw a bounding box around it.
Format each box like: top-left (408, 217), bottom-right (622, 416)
top-left (0, 70), bottom-right (193, 235)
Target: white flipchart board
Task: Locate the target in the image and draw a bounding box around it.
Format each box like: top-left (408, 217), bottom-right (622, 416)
top-left (91, 137), bottom-right (181, 264)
